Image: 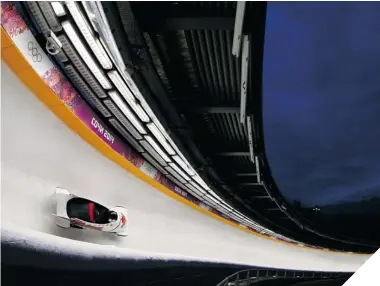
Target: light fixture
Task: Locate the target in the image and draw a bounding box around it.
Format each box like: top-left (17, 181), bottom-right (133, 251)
top-left (141, 101), bottom-right (186, 159)
top-left (232, 1), bottom-right (246, 56)
top-left (108, 71), bottom-right (135, 102)
top-left (243, 216), bottom-right (256, 225)
top-left (169, 163), bottom-right (190, 181)
top-left (185, 183), bottom-right (205, 198)
top-left (232, 211), bottom-right (245, 220)
top-left (57, 35), bottom-right (107, 98)
top-left (166, 166), bottom-right (186, 184)
top-left (192, 175), bottom-right (210, 190)
top-left (215, 206), bottom-right (231, 216)
top-left (203, 196), bottom-right (218, 209)
top-left (145, 136), bottom-right (171, 163)
top-left (103, 100), bottom-right (142, 140)
top-left (143, 102), bottom-right (168, 135)
top-left (62, 21), bottom-right (112, 89)
top-left (219, 199), bottom-right (234, 211)
top-left (143, 102), bottom-right (188, 157)
top-left (99, 37), bottom-right (113, 64)
top-left (140, 140), bottom-right (167, 167)
top-left (64, 65), bottom-right (110, 118)
top-left (240, 214), bottom-right (250, 221)
top-left (82, 1), bottom-right (98, 32)
top-left (108, 71), bottom-right (150, 122)
top-left (81, 2), bottom-right (145, 103)
top-left (247, 116), bottom-right (255, 163)
top-left (96, 38), bottom-right (113, 65)
top-left (246, 220), bottom-right (260, 227)
top-left (120, 70), bottom-right (145, 102)
top-left (147, 123), bottom-right (175, 155)
top-left (229, 213), bottom-right (242, 221)
top-left (51, 2), bottom-right (66, 17)
top-left (240, 35), bottom-right (249, 124)
top-left (254, 156), bottom-right (261, 183)
top-left (38, 2), bottom-right (62, 32)
top-left (141, 152), bottom-right (168, 175)
top-left (218, 203), bottom-right (233, 213)
top-left (229, 213), bottom-right (242, 223)
top-left (262, 181), bottom-right (274, 201)
top-left (65, 2), bottom-right (113, 70)
top-left (175, 152), bottom-right (197, 173)
top-left (108, 91), bottom-right (146, 134)
top-left (82, 1), bottom-right (126, 70)
top-left (172, 155), bottom-right (196, 176)
top-left (190, 191), bottom-right (205, 203)
top-left (189, 181), bottom-right (206, 194)
top-left (247, 221), bottom-right (261, 229)
top-left (207, 190), bottom-right (221, 200)
top-left (204, 194), bottom-right (219, 205)
top-left (27, 2), bottom-right (52, 36)
top-left (128, 101), bottom-right (149, 123)
top-left (167, 175), bottom-right (187, 190)
top-left (108, 118), bottom-right (143, 153)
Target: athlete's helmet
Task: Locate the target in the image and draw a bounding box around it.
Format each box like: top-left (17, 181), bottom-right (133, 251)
top-left (109, 211), bottom-right (118, 222)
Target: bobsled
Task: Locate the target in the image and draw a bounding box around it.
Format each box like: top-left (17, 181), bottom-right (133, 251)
top-left (52, 187), bottom-right (128, 236)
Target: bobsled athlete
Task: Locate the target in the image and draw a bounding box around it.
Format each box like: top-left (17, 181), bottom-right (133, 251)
top-left (67, 198), bottom-right (118, 224)
top-left (53, 188), bottom-right (128, 236)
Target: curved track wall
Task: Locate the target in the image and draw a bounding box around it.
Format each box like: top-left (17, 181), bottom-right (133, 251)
top-left (1, 61), bottom-right (369, 271)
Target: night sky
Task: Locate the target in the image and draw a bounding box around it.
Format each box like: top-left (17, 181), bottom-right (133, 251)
top-left (262, 2), bottom-right (380, 207)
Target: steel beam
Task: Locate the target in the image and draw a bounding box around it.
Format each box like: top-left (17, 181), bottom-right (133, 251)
top-left (247, 115), bottom-right (255, 162)
top-left (141, 17), bottom-right (235, 32)
top-left (239, 182), bottom-right (261, 186)
top-left (193, 105), bottom-right (255, 114)
top-left (195, 106), bottom-right (240, 114)
top-left (240, 35), bottom-right (250, 123)
top-left (215, 152), bottom-right (250, 156)
top-left (252, 195), bottom-right (271, 199)
top-left (235, 172), bottom-right (257, 176)
top-left (232, 1), bottom-right (246, 56)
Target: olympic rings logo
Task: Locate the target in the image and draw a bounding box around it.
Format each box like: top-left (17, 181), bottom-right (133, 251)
top-left (28, 41), bottom-right (42, 62)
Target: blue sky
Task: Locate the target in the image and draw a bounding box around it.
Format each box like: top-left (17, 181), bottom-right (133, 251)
top-left (262, 2), bottom-right (380, 207)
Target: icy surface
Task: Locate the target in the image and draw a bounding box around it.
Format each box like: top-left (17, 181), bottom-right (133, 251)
top-left (0, 63), bottom-right (370, 272)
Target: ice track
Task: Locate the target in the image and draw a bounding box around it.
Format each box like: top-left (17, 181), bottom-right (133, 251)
top-left (1, 63), bottom-right (370, 271)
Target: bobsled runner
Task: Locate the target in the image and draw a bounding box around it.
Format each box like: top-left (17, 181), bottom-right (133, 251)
top-left (52, 187), bottom-right (128, 236)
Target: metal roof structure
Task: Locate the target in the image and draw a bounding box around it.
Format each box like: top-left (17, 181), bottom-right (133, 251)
top-left (101, 0), bottom-right (302, 238)
top-left (105, 1), bottom-right (377, 252)
top-left (23, 1), bottom-right (378, 253)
